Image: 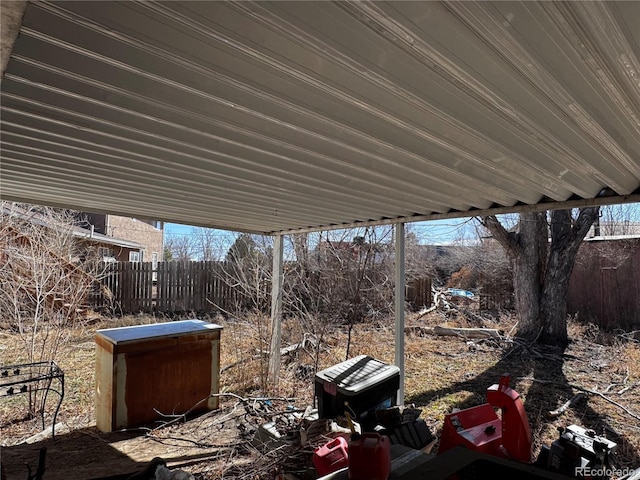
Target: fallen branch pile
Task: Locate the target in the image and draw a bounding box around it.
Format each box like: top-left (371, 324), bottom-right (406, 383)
top-left (405, 325), bottom-right (502, 339)
top-left (141, 393), bottom-right (337, 479)
top-left (417, 288), bottom-right (483, 322)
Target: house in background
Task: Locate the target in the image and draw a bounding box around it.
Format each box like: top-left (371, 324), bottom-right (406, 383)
top-left (72, 226), bottom-right (144, 264)
top-left (79, 214), bottom-right (164, 265)
top-left (1, 202), bottom-right (147, 264)
top-left (586, 219), bottom-right (640, 238)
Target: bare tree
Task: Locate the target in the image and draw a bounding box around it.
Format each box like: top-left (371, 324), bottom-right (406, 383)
top-left (191, 227), bottom-right (229, 261)
top-left (404, 227), bottom-right (438, 282)
top-left (597, 203), bottom-right (640, 236)
top-left (478, 208), bottom-right (598, 347)
top-left (164, 233), bottom-right (195, 261)
top-left (207, 227), bottom-right (395, 389)
top-left (222, 233), bottom-right (272, 312)
top-left (404, 221), bottom-right (482, 288)
top-left (284, 227), bottom-right (395, 359)
top-left (217, 233), bottom-right (273, 391)
top-left (0, 202), bottom-right (105, 415)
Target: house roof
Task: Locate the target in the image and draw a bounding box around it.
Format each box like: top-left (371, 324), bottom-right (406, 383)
top-left (585, 234), bottom-right (640, 242)
top-left (1, 202), bottom-right (144, 250)
top-left (72, 226), bottom-right (143, 251)
top-left (1, 1), bottom-right (639, 235)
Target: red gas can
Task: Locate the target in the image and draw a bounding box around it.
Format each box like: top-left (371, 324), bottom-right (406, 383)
top-left (348, 433), bottom-right (391, 480)
top-left (313, 436), bottom-right (349, 476)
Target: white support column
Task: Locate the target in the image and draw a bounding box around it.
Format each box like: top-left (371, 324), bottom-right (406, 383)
top-left (394, 222), bottom-right (405, 406)
top-left (268, 234), bottom-right (284, 386)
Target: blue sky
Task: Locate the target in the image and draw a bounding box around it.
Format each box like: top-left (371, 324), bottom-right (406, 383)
top-left (164, 217), bottom-right (477, 245)
top-left (163, 202), bottom-right (640, 249)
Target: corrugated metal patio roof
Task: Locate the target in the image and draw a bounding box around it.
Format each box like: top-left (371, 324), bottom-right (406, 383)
top-left (1, 1), bottom-right (639, 234)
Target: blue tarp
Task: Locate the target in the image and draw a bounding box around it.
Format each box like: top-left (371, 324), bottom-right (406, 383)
top-left (446, 288), bottom-right (475, 299)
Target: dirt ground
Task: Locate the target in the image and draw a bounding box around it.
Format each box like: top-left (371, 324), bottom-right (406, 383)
top-left (1, 311), bottom-right (639, 479)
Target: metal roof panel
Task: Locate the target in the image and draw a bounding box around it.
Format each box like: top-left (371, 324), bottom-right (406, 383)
top-left (1, 1), bottom-right (639, 234)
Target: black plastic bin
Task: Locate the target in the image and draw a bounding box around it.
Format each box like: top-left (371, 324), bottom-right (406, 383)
top-left (314, 355), bottom-right (400, 421)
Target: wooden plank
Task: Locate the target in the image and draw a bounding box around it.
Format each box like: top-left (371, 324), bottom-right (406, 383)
top-left (197, 261), bottom-right (203, 311)
top-left (171, 261), bottom-right (178, 313)
top-left (131, 262), bottom-right (138, 312)
top-left (164, 261), bottom-right (171, 312)
top-left (157, 262), bottom-right (166, 312)
top-left (118, 262), bottom-right (127, 313)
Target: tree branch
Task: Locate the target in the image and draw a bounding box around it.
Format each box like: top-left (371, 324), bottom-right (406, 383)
top-left (517, 377), bottom-right (640, 422)
top-left (574, 206), bottom-right (600, 238)
top-left (547, 393), bottom-right (586, 418)
top-left (477, 215), bottom-right (518, 253)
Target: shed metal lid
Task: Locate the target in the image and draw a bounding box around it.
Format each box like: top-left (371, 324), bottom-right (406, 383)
top-left (96, 319), bottom-right (223, 344)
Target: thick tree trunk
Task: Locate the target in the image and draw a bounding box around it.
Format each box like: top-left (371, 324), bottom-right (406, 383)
top-left (480, 208), bottom-right (598, 347)
top-left (511, 253), bottom-right (541, 339)
top-left (483, 212), bottom-right (548, 340)
top-left (539, 250), bottom-right (573, 347)
top-left (512, 212), bottom-right (548, 338)
top-left (538, 208), bottom-right (599, 347)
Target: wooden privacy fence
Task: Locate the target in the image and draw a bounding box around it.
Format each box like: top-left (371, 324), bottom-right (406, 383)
top-left (406, 277), bottom-right (432, 310)
top-left (92, 261), bottom-right (241, 314)
top-left (93, 261), bottom-right (434, 316)
top-left (478, 273), bottom-right (514, 313)
top-left (91, 241), bottom-right (632, 327)
top-left (568, 240), bottom-right (640, 330)
top-left (479, 293), bottom-right (514, 312)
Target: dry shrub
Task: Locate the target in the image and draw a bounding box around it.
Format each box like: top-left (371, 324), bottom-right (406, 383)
top-left (0, 203), bottom-right (106, 417)
top-left (447, 266), bottom-right (477, 290)
top-left (0, 203), bottom-right (104, 362)
top-left (219, 312), bottom-right (271, 395)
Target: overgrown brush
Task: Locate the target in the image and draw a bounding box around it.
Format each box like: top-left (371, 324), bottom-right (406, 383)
top-left (0, 202), bottom-right (105, 416)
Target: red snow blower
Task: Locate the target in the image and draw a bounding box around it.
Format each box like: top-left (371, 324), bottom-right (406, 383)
top-left (437, 374), bottom-right (618, 479)
top-left (438, 373), bottom-right (532, 463)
